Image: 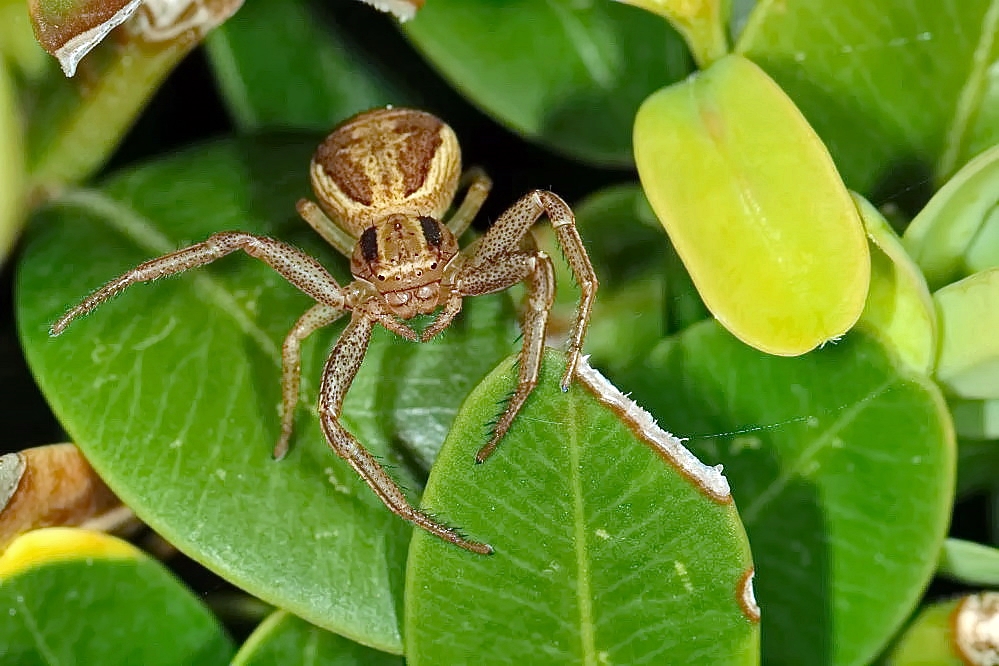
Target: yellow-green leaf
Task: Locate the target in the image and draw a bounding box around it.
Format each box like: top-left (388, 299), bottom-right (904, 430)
top-left (0, 56), bottom-right (24, 264)
top-left (634, 54), bottom-right (870, 356)
top-left (0, 528), bottom-right (233, 664)
top-left (617, 0), bottom-right (730, 67)
top-left (854, 193), bottom-right (936, 374)
top-left (934, 267), bottom-right (999, 399)
top-left (903, 143), bottom-right (999, 290)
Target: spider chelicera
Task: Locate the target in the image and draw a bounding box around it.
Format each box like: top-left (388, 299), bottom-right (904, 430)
top-left (52, 107), bottom-right (598, 554)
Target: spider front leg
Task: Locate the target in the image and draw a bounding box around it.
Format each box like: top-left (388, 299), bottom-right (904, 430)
top-left (276, 283), bottom-right (419, 460)
top-left (51, 231), bottom-right (347, 335)
top-left (318, 305), bottom-right (492, 555)
top-left (469, 189), bottom-right (598, 389)
top-left (461, 250), bottom-right (556, 463)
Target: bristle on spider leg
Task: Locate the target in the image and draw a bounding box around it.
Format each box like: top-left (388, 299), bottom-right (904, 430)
top-left (420, 510), bottom-right (494, 555)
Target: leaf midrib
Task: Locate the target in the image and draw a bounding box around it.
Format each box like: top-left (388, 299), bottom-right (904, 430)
top-left (740, 377), bottom-right (895, 524)
top-left (567, 390), bottom-right (598, 666)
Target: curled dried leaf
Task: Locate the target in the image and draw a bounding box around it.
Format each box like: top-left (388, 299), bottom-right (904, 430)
top-left (0, 443), bottom-right (124, 552)
top-left (29, 0), bottom-right (141, 76)
top-left (28, 0), bottom-right (242, 76)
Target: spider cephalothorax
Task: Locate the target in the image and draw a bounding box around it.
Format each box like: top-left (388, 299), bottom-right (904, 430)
top-left (52, 107), bottom-right (598, 554)
top-left (350, 214), bottom-right (459, 318)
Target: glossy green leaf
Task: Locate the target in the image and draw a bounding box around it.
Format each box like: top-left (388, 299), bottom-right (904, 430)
top-left (738, 1), bottom-right (999, 193)
top-left (620, 322), bottom-right (954, 666)
top-left (885, 594), bottom-right (999, 666)
top-left (16, 135), bottom-right (516, 653)
top-left (966, 205), bottom-right (999, 276)
top-left (933, 268), bottom-right (999, 399)
top-left (0, 55), bottom-right (24, 264)
top-left (0, 527), bottom-right (233, 665)
top-left (205, 0), bottom-right (411, 131)
top-left (406, 350), bottom-right (759, 665)
top-left (903, 144), bottom-right (999, 290)
top-left (854, 193), bottom-right (936, 375)
top-left (233, 610), bottom-right (402, 666)
top-left (939, 538), bottom-right (999, 587)
top-left (634, 54), bottom-right (870, 356)
top-left (405, 0), bottom-right (692, 165)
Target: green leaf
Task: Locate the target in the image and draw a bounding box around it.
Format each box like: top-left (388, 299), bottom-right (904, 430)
top-left (634, 54), bottom-right (870, 356)
top-left (933, 268), bottom-right (999, 399)
top-left (903, 143), bottom-right (999, 291)
top-left (737, 1), bottom-right (999, 192)
top-left (405, 350), bottom-right (759, 665)
top-left (854, 193), bottom-right (936, 375)
top-left (16, 135), bottom-right (517, 653)
top-left (939, 538), bottom-right (999, 587)
top-left (405, 0), bottom-right (692, 165)
top-left (0, 55), bottom-right (24, 264)
top-left (0, 528), bottom-right (234, 665)
top-left (619, 322), bottom-right (954, 666)
top-left (233, 610), bottom-right (403, 666)
top-left (205, 0), bottom-right (411, 131)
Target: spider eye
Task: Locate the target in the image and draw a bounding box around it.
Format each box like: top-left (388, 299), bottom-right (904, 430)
top-left (360, 227), bottom-right (378, 262)
top-left (418, 216), bottom-right (442, 247)
top-left (430, 262), bottom-right (437, 269)
top-left (377, 275), bottom-right (386, 281)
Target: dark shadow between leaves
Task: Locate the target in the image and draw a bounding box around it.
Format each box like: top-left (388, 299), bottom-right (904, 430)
top-left (867, 157), bottom-right (935, 227)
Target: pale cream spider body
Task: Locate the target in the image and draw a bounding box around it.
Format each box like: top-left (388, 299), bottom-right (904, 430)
top-left (52, 107), bottom-right (598, 554)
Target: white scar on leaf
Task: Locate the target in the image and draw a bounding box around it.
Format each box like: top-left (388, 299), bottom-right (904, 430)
top-left (574, 356), bottom-right (731, 502)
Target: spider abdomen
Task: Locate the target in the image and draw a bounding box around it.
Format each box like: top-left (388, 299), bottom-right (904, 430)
top-left (309, 108), bottom-right (462, 236)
